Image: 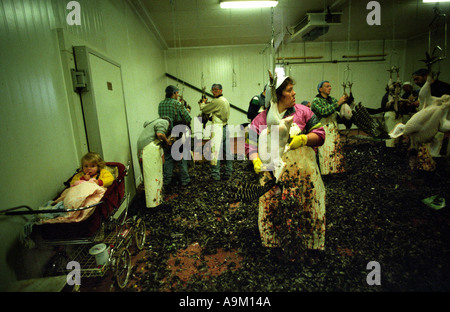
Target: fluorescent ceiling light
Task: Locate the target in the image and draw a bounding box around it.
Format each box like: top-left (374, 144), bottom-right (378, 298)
top-left (220, 1), bottom-right (278, 9)
top-left (423, 0), bottom-right (450, 2)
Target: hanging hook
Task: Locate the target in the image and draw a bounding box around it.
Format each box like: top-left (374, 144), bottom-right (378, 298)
top-left (420, 45), bottom-right (446, 79)
top-left (342, 81), bottom-right (347, 93)
top-left (428, 4), bottom-right (447, 58)
top-left (389, 50), bottom-right (400, 70)
top-left (270, 6), bottom-right (276, 75)
top-left (342, 64), bottom-right (353, 90)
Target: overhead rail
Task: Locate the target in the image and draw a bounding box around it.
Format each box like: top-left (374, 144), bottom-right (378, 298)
top-left (165, 73), bottom-right (247, 115)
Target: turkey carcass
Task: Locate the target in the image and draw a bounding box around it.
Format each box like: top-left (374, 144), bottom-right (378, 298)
top-left (258, 73), bottom-right (294, 182)
top-left (389, 97), bottom-right (450, 155)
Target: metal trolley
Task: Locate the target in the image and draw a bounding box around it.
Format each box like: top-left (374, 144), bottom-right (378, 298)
top-left (2, 162), bottom-right (146, 290)
top-left (58, 203), bottom-right (146, 289)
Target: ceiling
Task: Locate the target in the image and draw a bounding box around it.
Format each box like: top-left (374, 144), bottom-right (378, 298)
top-left (128, 0), bottom-right (449, 49)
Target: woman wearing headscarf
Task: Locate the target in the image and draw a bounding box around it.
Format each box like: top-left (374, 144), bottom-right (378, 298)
top-left (311, 81), bottom-right (348, 175)
top-left (245, 76), bottom-right (327, 258)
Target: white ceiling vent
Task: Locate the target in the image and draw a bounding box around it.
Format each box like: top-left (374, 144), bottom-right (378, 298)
top-left (290, 12), bottom-right (342, 41)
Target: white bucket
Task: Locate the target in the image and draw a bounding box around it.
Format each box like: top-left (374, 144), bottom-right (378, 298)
top-left (89, 243), bottom-right (109, 266)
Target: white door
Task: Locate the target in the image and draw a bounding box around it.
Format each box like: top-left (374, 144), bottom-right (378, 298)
top-left (73, 46), bottom-right (135, 199)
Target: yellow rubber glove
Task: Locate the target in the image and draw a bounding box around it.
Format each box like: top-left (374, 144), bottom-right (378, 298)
top-left (252, 157), bottom-right (263, 173)
top-left (289, 134), bottom-right (308, 149)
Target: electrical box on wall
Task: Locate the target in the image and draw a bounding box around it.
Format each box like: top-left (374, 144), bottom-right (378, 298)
top-left (71, 69), bottom-right (89, 92)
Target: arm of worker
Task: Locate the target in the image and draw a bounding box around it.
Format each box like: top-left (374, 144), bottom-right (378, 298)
top-left (154, 119), bottom-right (172, 146)
top-left (178, 102), bottom-right (192, 124)
top-left (249, 152), bottom-right (264, 173)
top-left (247, 128), bottom-right (261, 173)
top-left (305, 113), bottom-right (325, 146)
top-left (245, 113), bottom-right (268, 173)
top-left (245, 112), bottom-right (267, 158)
top-left (311, 97), bottom-right (339, 118)
top-left (156, 132), bottom-right (172, 146)
top-left (199, 98), bottom-right (219, 115)
top-left (289, 131), bottom-right (324, 150)
top-left (305, 132), bottom-right (322, 146)
top-left (289, 110), bottom-right (325, 149)
top-left (337, 93), bottom-right (349, 106)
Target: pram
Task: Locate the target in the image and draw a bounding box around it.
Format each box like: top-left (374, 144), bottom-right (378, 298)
top-left (1, 162), bottom-right (146, 290)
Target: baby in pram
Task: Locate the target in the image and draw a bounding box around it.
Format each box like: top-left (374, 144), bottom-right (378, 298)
top-left (18, 153), bottom-right (117, 248)
top-left (69, 152), bottom-right (114, 188)
top-left (40, 152), bottom-right (114, 222)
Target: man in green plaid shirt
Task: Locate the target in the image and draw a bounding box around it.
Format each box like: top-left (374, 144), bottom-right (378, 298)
top-left (158, 85), bottom-right (192, 188)
top-left (311, 81), bottom-right (348, 175)
top-left (158, 87), bottom-right (192, 127)
top-left (311, 81), bottom-right (347, 119)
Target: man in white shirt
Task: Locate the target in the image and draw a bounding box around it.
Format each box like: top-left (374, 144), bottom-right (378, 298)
top-left (199, 84), bottom-right (233, 181)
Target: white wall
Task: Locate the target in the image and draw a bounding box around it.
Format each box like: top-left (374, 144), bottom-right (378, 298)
top-left (283, 39), bottom-right (408, 110)
top-left (165, 39), bottom-right (408, 129)
top-left (0, 0), bottom-right (166, 286)
top-left (165, 45), bottom-right (272, 129)
top-left (164, 36), bottom-right (449, 135)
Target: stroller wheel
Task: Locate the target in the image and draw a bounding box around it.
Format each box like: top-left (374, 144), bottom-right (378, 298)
top-left (134, 218), bottom-right (146, 250)
top-left (45, 250), bottom-right (69, 277)
top-left (114, 247), bottom-right (131, 289)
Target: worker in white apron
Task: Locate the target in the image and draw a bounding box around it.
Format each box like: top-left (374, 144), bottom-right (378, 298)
top-left (137, 117), bottom-right (172, 208)
top-left (311, 81), bottom-right (348, 175)
top-left (199, 83), bottom-right (233, 181)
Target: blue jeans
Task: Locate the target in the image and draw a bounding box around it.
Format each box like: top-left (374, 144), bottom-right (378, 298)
top-left (211, 125), bottom-right (233, 180)
top-left (163, 145), bottom-right (190, 186)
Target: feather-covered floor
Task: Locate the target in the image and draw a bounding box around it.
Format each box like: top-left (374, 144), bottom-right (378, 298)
top-left (74, 132), bottom-right (450, 292)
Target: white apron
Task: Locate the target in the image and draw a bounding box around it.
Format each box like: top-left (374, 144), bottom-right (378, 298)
top-left (258, 146), bottom-right (326, 250)
top-left (142, 141), bottom-right (164, 208)
top-left (209, 122), bottom-right (224, 166)
top-left (317, 114), bottom-right (346, 175)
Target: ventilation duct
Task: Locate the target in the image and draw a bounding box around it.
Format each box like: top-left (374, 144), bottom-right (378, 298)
top-left (290, 12), bottom-right (342, 41)
top-left (302, 26), bottom-right (330, 41)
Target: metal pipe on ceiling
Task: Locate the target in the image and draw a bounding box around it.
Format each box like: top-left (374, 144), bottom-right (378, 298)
top-left (278, 58), bottom-right (386, 65)
top-left (165, 73), bottom-right (247, 115)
